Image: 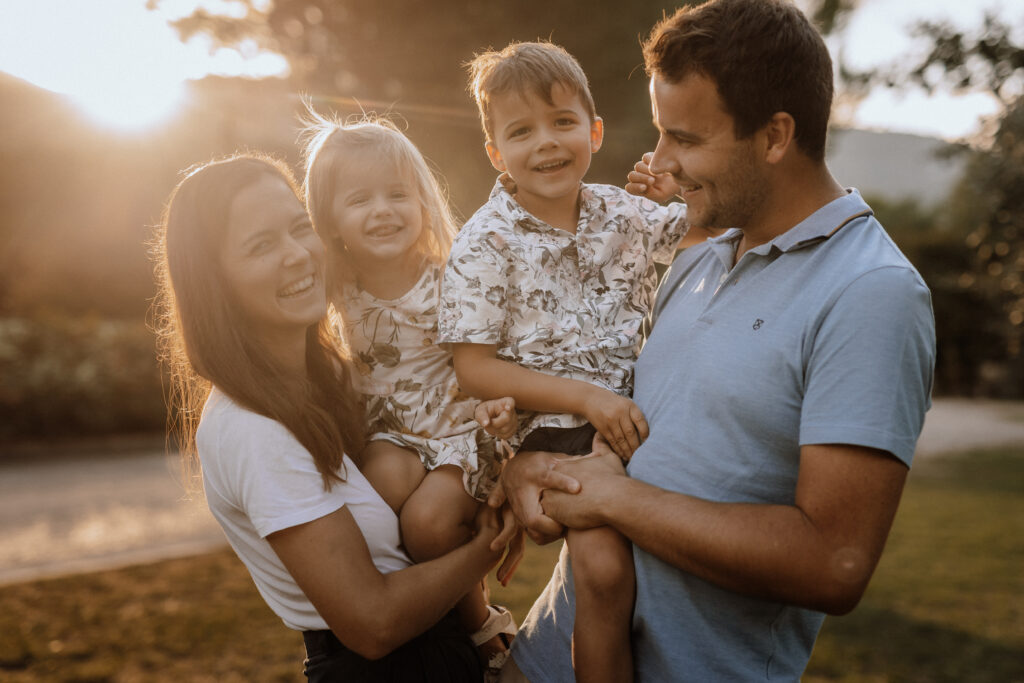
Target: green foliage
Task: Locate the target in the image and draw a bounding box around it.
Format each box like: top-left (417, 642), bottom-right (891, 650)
top-left (0, 315), bottom-right (165, 441)
top-left (951, 98), bottom-right (1024, 380)
top-left (847, 12), bottom-right (1024, 396)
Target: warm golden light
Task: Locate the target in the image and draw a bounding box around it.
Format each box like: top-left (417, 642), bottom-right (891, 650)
top-left (0, 0), bottom-right (287, 132)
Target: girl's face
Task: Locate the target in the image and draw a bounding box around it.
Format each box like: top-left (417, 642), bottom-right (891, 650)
top-left (329, 156), bottom-right (425, 269)
top-left (218, 174), bottom-right (327, 336)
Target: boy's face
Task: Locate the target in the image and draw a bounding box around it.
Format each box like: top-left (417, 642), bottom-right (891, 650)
top-left (485, 82), bottom-right (603, 214)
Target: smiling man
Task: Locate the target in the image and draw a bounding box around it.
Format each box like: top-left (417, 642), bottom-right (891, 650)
top-left (498, 0), bottom-right (937, 680)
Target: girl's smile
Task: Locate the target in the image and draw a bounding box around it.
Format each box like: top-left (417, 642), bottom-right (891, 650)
top-left (330, 158), bottom-right (426, 273)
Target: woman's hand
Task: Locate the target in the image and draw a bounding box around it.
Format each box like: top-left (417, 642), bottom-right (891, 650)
top-left (471, 501), bottom-right (524, 585)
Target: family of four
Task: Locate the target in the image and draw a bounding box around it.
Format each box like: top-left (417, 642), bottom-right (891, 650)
top-left (153, 0), bottom-right (936, 681)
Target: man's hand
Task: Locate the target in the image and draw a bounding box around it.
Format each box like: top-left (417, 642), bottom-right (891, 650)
top-left (583, 387), bottom-right (649, 460)
top-left (626, 152), bottom-right (679, 203)
top-left (542, 451), bottom-right (627, 529)
top-left (475, 397), bottom-right (518, 440)
top-left (488, 450), bottom-right (580, 545)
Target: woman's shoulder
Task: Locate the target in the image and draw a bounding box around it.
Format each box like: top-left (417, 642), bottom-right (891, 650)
top-left (197, 389), bottom-right (299, 463)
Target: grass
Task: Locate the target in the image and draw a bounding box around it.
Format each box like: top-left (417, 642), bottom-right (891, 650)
top-left (0, 449), bottom-right (1021, 682)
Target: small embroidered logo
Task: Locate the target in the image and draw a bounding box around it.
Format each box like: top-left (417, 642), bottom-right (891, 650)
top-left (753, 319), bottom-right (764, 330)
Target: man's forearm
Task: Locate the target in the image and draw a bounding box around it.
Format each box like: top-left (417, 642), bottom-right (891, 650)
top-left (600, 478), bottom-right (860, 613)
top-left (546, 443), bottom-right (908, 615)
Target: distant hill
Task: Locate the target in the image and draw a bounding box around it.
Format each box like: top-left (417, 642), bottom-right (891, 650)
top-left (827, 128), bottom-right (966, 208)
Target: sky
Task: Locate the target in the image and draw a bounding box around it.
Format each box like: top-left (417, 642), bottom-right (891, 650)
top-left (0, 0), bottom-right (1020, 137)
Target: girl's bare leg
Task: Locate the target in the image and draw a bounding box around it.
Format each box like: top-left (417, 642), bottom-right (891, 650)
top-left (401, 466), bottom-right (505, 660)
top-left (358, 440), bottom-right (426, 514)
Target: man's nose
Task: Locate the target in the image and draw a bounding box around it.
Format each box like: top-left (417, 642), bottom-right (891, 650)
top-left (648, 137), bottom-right (674, 176)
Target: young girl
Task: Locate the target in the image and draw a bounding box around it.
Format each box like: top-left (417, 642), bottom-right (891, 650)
top-left (301, 111), bottom-right (520, 674)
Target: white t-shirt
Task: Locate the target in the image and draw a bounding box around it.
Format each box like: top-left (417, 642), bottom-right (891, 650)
top-left (197, 387), bottom-right (411, 631)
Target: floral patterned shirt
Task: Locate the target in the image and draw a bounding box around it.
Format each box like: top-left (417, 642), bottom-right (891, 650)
top-left (438, 180), bottom-right (688, 437)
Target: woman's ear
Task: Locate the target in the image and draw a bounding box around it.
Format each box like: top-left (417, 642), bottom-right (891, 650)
top-left (485, 142), bottom-right (506, 172)
top-left (590, 117), bottom-right (604, 153)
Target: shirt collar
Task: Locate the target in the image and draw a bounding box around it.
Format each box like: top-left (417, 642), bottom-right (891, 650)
top-left (771, 188), bottom-right (873, 253)
top-left (706, 188), bottom-right (873, 264)
top-left (487, 177), bottom-right (605, 233)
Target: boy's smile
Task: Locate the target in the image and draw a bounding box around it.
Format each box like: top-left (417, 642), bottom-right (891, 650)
top-left (485, 82), bottom-right (603, 231)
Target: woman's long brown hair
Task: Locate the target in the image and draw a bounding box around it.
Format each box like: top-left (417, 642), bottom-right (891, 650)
top-left (152, 154), bottom-right (365, 492)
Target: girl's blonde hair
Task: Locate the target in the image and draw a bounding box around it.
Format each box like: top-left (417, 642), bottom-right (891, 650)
top-left (301, 106), bottom-right (457, 285)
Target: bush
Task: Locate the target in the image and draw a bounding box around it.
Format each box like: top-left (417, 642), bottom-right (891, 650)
top-left (0, 315), bottom-right (165, 441)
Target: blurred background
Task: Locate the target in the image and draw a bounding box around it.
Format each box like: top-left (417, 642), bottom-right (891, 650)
top-left (1, 0), bottom-right (1022, 443)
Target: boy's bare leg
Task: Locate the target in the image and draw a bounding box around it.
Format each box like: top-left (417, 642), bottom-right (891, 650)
top-left (402, 466), bottom-right (508, 661)
top-left (567, 524), bottom-right (635, 683)
top-left (358, 440), bottom-right (426, 514)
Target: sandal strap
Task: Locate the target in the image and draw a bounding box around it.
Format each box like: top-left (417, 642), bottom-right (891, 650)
top-left (471, 604), bottom-right (517, 647)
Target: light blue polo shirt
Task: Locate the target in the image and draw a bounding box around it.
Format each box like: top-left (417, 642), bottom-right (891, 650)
top-left (511, 189), bottom-right (936, 681)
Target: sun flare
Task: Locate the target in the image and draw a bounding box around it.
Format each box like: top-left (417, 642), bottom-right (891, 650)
top-left (0, 0), bottom-right (287, 132)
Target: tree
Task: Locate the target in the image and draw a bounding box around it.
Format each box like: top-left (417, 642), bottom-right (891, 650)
top-left (868, 15), bottom-right (1024, 395)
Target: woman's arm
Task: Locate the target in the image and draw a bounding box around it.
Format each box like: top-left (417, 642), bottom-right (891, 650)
top-left (267, 504), bottom-right (506, 660)
top-left (452, 342), bottom-right (649, 457)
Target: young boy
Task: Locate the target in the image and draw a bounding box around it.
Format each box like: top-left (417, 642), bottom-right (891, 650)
top-left (438, 41), bottom-right (707, 682)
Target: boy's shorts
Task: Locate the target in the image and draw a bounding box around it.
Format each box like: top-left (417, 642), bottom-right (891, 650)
top-left (518, 423), bottom-right (597, 456)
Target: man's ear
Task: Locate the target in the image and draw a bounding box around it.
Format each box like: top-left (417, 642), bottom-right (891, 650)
top-left (485, 141), bottom-right (506, 172)
top-left (590, 117), bottom-right (605, 153)
top-left (764, 112), bottom-right (795, 164)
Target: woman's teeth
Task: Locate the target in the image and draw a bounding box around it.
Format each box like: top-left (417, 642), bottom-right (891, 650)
top-left (279, 275), bottom-right (314, 297)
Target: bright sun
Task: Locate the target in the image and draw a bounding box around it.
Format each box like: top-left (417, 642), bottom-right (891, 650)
top-left (0, 0), bottom-right (287, 132)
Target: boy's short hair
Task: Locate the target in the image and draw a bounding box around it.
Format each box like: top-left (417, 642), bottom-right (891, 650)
top-left (467, 41), bottom-right (597, 142)
top-left (643, 0), bottom-right (833, 161)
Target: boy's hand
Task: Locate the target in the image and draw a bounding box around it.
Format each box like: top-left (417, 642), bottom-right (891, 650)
top-left (475, 397), bottom-right (518, 440)
top-left (626, 152), bottom-right (679, 203)
top-left (583, 388), bottom-right (649, 460)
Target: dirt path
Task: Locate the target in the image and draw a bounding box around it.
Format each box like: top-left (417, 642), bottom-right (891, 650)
top-left (914, 398), bottom-right (1024, 458)
top-left (2, 398), bottom-right (1022, 586)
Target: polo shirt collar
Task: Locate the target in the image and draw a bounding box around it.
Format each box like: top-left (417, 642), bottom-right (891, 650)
top-left (704, 188), bottom-right (873, 265)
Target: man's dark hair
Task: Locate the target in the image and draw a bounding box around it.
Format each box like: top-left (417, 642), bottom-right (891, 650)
top-left (643, 0), bottom-right (833, 161)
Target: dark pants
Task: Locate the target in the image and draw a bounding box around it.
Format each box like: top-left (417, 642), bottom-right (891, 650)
top-left (302, 612), bottom-right (482, 683)
top-left (519, 423), bottom-right (597, 456)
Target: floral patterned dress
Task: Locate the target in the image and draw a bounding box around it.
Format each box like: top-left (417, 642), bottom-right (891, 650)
top-left (334, 263), bottom-right (503, 501)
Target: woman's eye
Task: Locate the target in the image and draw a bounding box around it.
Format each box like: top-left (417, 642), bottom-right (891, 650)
top-left (248, 239), bottom-right (271, 255)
